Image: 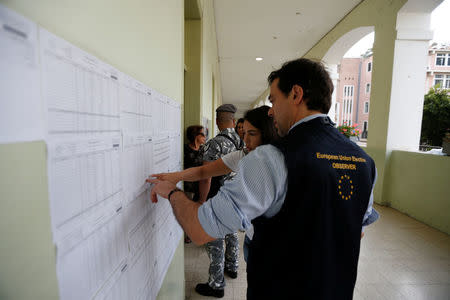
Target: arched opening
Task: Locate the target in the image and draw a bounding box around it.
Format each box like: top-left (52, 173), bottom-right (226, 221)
top-left (323, 27), bottom-right (374, 144)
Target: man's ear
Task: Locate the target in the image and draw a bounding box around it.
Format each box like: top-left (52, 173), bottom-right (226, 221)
top-left (292, 85), bottom-right (304, 105)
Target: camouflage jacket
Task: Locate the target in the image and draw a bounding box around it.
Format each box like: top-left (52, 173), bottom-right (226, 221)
top-left (203, 128), bottom-right (243, 196)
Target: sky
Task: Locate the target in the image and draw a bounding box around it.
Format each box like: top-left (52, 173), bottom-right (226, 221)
top-left (344, 0), bottom-right (450, 58)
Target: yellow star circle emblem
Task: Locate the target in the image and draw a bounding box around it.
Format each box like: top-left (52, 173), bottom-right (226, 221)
top-left (338, 174), bottom-right (354, 200)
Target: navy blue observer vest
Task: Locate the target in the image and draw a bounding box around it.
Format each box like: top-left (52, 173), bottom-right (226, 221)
top-left (246, 117), bottom-right (376, 300)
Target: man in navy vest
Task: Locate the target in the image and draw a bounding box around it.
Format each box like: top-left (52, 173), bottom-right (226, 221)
top-left (149, 58), bottom-right (377, 299)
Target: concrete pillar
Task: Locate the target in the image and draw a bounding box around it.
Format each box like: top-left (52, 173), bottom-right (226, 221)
top-left (326, 64), bottom-right (339, 124)
top-left (386, 12), bottom-right (433, 151)
top-left (184, 20), bottom-right (202, 128)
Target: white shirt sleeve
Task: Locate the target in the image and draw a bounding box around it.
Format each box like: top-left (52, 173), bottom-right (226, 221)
top-left (221, 150), bottom-right (245, 172)
top-left (362, 168), bottom-right (378, 232)
top-left (198, 145), bottom-right (288, 238)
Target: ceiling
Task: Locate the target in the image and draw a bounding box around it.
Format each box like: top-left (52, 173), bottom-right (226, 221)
top-left (213, 0), bottom-right (362, 107)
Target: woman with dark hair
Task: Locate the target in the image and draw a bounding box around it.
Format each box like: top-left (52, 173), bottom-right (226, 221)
top-left (183, 125), bottom-right (206, 243)
top-left (152, 106), bottom-right (277, 259)
top-left (184, 125), bottom-right (206, 202)
top-left (243, 106), bottom-right (277, 146)
top-left (235, 118), bottom-right (245, 140)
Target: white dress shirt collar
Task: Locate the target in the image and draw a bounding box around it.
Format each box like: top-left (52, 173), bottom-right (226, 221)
top-left (288, 113), bottom-right (328, 133)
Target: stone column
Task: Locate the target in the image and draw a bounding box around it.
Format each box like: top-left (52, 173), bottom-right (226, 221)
top-left (385, 11), bottom-right (433, 152)
top-left (326, 64), bottom-right (339, 124)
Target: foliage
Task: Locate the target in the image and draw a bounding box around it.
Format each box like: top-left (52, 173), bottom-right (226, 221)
top-left (420, 87), bottom-right (450, 146)
top-left (337, 122), bottom-right (360, 138)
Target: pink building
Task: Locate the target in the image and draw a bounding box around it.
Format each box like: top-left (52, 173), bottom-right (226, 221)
top-left (335, 51), bottom-right (373, 140)
top-left (425, 43), bottom-right (450, 93)
top-left (336, 44), bottom-right (448, 140)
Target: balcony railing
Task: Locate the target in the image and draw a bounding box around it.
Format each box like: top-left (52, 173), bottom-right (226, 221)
top-left (419, 144), bottom-right (443, 152)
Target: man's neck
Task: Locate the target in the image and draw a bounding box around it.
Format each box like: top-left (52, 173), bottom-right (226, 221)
top-left (218, 125), bottom-right (233, 132)
top-left (291, 109), bottom-right (323, 128)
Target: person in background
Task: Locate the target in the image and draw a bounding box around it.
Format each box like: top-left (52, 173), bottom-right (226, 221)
top-left (195, 104), bottom-right (243, 298)
top-left (182, 125), bottom-right (206, 243)
top-left (184, 125), bottom-right (206, 202)
top-left (235, 118), bottom-right (245, 140)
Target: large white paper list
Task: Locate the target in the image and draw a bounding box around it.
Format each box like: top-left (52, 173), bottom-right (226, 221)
top-left (47, 136), bottom-right (127, 300)
top-left (120, 75), bottom-right (153, 135)
top-left (0, 3), bottom-right (183, 295)
top-left (0, 5), bottom-right (184, 298)
top-left (40, 29), bottom-right (121, 137)
top-left (121, 135), bottom-right (153, 204)
top-left (0, 5), bottom-right (44, 143)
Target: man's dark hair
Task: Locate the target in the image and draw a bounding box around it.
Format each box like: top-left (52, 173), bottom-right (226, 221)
top-left (244, 106), bottom-right (279, 145)
top-left (216, 111), bottom-right (234, 123)
top-left (268, 58), bottom-right (333, 113)
top-left (186, 125), bottom-right (204, 144)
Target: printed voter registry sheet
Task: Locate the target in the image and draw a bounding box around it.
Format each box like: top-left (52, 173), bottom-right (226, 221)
top-left (47, 135), bottom-right (127, 300)
top-left (0, 4), bottom-right (44, 143)
top-left (39, 28), bottom-right (121, 138)
top-left (39, 23), bottom-right (183, 300)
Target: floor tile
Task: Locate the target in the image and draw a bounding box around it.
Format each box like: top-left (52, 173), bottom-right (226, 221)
top-left (184, 204), bottom-right (450, 299)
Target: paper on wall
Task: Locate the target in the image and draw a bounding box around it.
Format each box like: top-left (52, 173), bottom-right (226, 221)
top-left (0, 4), bottom-right (44, 143)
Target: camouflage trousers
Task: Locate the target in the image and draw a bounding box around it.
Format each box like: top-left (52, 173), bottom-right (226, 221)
top-left (205, 232), bottom-right (239, 289)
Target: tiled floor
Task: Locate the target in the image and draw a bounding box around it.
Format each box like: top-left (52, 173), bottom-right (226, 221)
top-left (184, 232), bottom-right (248, 300)
top-left (184, 204), bottom-right (450, 299)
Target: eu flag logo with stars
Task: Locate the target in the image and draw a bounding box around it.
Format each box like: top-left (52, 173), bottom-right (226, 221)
top-left (338, 174), bottom-right (354, 201)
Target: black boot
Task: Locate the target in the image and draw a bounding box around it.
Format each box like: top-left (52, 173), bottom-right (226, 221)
top-left (195, 283), bottom-right (224, 298)
top-left (224, 268), bottom-right (238, 279)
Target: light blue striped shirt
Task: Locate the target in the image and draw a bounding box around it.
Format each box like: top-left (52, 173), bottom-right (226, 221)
top-left (198, 144), bottom-right (287, 237)
top-left (198, 114), bottom-right (376, 238)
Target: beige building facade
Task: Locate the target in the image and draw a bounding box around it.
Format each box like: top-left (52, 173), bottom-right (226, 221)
top-left (425, 43), bottom-right (450, 92)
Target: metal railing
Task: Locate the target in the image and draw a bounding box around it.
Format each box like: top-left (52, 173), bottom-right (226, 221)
top-left (419, 144), bottom-right (443, 152)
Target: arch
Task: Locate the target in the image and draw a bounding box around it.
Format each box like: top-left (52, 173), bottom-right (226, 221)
top-left (321, 26), bottom-right (374, 126)
top-left (322, 26), bottom-right (375, 65)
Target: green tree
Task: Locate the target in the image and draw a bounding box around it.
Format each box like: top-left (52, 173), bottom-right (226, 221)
top-left (420, 87), bottom-right (450, 146)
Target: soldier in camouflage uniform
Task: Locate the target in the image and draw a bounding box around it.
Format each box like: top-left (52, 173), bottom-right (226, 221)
top-left (195, 104), bottom-right (243, 298)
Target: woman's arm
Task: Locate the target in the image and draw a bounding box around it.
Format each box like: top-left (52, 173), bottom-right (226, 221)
top-left (151, 158), bottom-right (232, 184)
